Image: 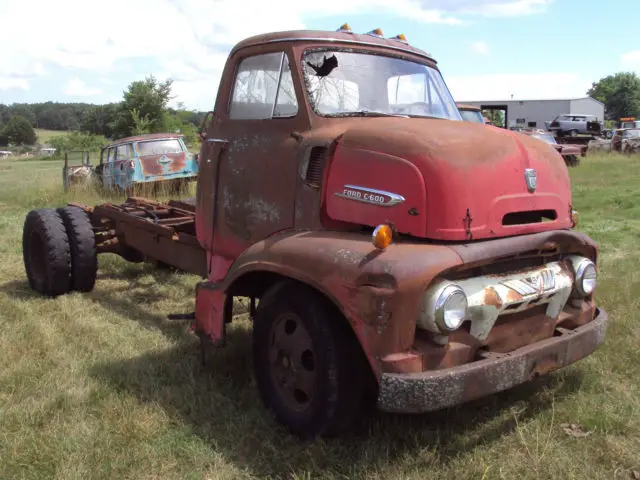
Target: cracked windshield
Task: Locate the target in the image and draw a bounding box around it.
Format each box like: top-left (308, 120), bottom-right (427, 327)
top-left (302, 50), bottom-right (462, 120)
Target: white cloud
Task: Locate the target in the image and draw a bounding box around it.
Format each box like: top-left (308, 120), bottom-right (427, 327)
top-left (63, 78), bottom-right (103, 97)
top-left (459, 0), bottom-right (551, 17)
top-left (449, 73), bottom-right (592, 101)
top-left (0, 0), bottom-right (554, 108)
top-left (0, 78), bottom-right (30, 91)
top-left (471, 41), bottom-right (490, 55)
top-left (621, 50), bottom-right (640, 70)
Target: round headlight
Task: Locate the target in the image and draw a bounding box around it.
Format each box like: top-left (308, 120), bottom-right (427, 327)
top-left (434, 285), bottom-right (468, 332)
top-left (575, 260), bottom-right (597, 296)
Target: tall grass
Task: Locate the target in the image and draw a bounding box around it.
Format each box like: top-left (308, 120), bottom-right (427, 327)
top-left (0, 153), bottom-right (639, 479)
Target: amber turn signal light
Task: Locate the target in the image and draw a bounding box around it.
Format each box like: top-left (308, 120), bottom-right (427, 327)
top-left (372, 224), bottom-right (393, 249)
top-left (571, 209), bottom-right (579, 227)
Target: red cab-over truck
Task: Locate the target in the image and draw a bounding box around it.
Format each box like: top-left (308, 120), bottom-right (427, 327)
top-left (22, 25), bottom-right (609, 439)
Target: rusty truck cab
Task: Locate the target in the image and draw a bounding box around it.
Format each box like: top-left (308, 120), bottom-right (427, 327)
top-left (192, 26), bottom-right (608, 439)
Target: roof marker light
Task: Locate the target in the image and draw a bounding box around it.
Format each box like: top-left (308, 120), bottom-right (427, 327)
top-left (390, 33), bottom-right (408, 43)
top-left (337, 23), bottom-right (353, 33)
top-left (366, 28), bottom-right (384, 37)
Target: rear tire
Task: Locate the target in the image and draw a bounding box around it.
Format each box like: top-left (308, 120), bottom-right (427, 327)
top-left (564, 154), bottom-right (579, 167)
top-left (22, 209), bottom-right (71, 297)
top-left (252, 281), bottom-right (368, 439)
top-left (57, 206), bottom-right (97, 292)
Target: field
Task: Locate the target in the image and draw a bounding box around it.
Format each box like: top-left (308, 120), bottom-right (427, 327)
top-left (35, 129), bottom-right (71, 144)
top-left (1, 153), bottom-right (639, 479)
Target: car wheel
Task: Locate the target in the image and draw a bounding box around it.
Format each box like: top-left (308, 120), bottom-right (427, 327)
top-left (569, 129), bottom-right (578, 137)
top-left (22, 208), bottom-right (72, 297)
top-left (57, 206), bottom-right (97, 292)
top-left (252, 281), bottom-right (368, 439)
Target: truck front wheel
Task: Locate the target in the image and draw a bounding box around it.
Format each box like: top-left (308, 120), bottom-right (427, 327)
top-left (252, 281), bottom-right (367, 439)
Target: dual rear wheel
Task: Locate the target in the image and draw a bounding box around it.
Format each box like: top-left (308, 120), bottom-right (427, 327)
top-left (22, 206), bottom-right (97, 296)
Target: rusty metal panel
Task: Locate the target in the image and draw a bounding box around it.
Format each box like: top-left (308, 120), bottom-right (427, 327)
top-left (377, 307), bottom-right (608, 413)
top-left (116, 223), bottom-right (206, 277)
top-left (90, 197), bottom-right (206, 277)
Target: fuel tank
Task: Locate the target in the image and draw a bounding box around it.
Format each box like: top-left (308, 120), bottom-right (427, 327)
top-left (323, 117), bottom-right (573, 241)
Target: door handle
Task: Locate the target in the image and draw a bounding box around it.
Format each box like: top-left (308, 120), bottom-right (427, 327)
top-left (206, 138), bottom-right (229, 164)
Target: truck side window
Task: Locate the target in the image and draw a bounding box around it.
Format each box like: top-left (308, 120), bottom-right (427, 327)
top-left (229, 52), bottom-right (298, 120)
top-left (107, 148), bottom-right (115, 163)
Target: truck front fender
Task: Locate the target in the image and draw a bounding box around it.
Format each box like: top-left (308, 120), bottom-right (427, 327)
top-left (221, 230), bottom-right (463, 377)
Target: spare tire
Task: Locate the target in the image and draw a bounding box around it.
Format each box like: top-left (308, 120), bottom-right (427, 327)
top-left (57, 206), bottom-right (97, 292)
top-left (22, 209), bottom-right (71, 297)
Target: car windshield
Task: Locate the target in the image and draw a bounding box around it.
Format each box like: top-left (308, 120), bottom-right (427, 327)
top-left (532, 133), bottom-right (557, 144)
top-left (302, 49), bottom-right (462, 121)
top-left (459, 109), bottom-right (485, 123)
top-left (136, 139), bottom-right (184, 156)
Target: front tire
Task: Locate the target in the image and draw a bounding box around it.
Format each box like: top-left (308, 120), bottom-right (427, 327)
top-left (252, 281), bottom-right (367, 439)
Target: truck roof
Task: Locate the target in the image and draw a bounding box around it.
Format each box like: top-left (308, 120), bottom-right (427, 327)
top-left (231, 29), bottom-right (436, 63)
top-left (456, 103), bottom-right (481, 112)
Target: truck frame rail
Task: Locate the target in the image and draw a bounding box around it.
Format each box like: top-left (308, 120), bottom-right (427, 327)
top-left (77, 196), bottom-right (207, 278)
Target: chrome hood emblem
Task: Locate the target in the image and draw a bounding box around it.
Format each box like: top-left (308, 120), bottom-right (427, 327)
top-left (334, 184), bottom-right (405, 207)
top-left (524, 168), bottom-right (537, 193)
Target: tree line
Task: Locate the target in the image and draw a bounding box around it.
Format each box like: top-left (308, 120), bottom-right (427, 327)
top-left (0, 76), bottom-right (207, 148)
top-left (2, 71), bottom-right (640, 149)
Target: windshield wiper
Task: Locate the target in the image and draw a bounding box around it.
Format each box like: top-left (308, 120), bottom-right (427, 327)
top-left (341, 110), bottom-right (409, 118)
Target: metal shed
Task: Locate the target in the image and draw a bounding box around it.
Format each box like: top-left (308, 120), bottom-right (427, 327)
top-left (456, 97), bottom-right (605, 130)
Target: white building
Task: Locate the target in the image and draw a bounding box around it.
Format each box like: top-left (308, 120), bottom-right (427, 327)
top-left (456, 97), bottom-right (605, 129)
top-left (40, 147), bottom-right (56, 157)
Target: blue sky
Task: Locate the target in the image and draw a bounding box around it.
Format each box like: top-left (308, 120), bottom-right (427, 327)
top-left (1, 0), bottom-right (638, 110)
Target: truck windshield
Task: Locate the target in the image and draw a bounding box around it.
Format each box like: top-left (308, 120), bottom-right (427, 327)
top-left (459, 109), bottom-right (485, 123)
top-left (136, 139), bottom-right (184, 156)
top-left (302, 49), bottom-right (462, 121)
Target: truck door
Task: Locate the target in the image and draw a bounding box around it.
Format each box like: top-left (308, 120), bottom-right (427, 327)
top-left (208, 49), bottom-right (302, 261)
top-left (196, 111), bottom-right (222, 253)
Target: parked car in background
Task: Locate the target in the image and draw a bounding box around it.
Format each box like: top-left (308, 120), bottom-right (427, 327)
top-left (545, 114), bottom-right (602, 137)
top-left (611, 128), bottom-right (640, 152)
top-left (456, 103), bottom-right (486, 124)
top-left (94, 133), bottom-right (199, 193)
top-left (619, 117), bottom-right (640, 130)
top-left (519, 128), bottom-right (586, 167)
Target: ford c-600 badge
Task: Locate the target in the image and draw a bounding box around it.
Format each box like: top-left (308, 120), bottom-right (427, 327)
top-left (334, 184), bottom-right (405, 207)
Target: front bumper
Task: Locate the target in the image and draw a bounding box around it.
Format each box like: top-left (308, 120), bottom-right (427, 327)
top-left (377, 307), bottom-right (608, 413)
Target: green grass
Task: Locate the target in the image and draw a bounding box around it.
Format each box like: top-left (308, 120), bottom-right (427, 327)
top-left (1, 153), bottom-right (640, 479)
top-left (35, 129), bottom-right (71, 144)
